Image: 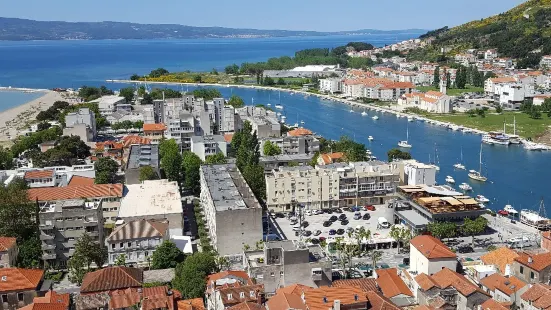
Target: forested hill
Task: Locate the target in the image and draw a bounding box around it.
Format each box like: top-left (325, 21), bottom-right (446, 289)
top-left (412, 0), bottom-right (551, 67)
top-left (0, 17), bottom-right (427, 41)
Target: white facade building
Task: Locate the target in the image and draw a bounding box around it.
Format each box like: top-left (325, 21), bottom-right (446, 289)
top-left (494, 83), bottom-right (535, 110)
top-left (92, 95), bottom-right (126, 116)
top-left (190, 135), bottom-right (227, 161)
top-left (540, 55), bottom-right (551, 68)
top-left (402, 161), bottom-right (437, 186)
top-left (319, 78), bottom-right (343, 93)
top-left (409, 235), bottom-right (457, 276)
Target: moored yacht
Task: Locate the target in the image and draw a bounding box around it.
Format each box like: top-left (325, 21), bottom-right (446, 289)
top-left (275, 104), bottom-right (283, 110)
top-left (361, 111), bottom-right (368, 116)
top-left (445, 176), bottom-right (455, 184)
top-left (398, 123), bottom-right (412, 148)
top-left (372, 115), bottom-right (379, 120)
top-left (504, 204), bottom-right (518, 216)
top-left (368, 136), bottom-right (374, 141)
top-left (459, 183), bottom-right (472, 191)
top-left (475, 195), bottom-right (490, 203)
top-left (468, 146), bottom-right (488, 182)
top-left (520, 201), bottom-right (551, 230)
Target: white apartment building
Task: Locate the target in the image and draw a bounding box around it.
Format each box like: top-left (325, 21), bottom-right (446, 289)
top-left (540, 55), bottom-right (551, 68)
top-left (64, 107), bottom-right (97, 141)
top-left (402, 161), bottom-right (437, 186)
top-left (200, 164), bottom-right (263, 256)
top-left (484, 49), bottom-right (498, 60)
top-left (398, 91), bottom-right (451, 114)
top-left (494, 83), bottom-right (535, 110)
top-left (236, 106), bottom-right (281, 138)
top-left (190, 135), bottom-right (227, 161)
top-left (219, 106), bottom-right (236, 133)
top-left (484, 77), bottom-right (517, 94)
top-left (319, 78), bottom-right (343, 93)
top-left (409, 235), bottom-right (457, 276)
top-left (165, 111), bottom-right (197, 152)
top-left (454, 53), bottom-right (475, 66)
top-left (92, 95), bottom-right (126, 116)
top-left (343, 81), bottom-right (365, 98)
top-left (494, 58), bottom-right (513, 69)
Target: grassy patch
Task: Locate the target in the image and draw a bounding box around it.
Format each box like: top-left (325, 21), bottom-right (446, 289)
top-left (416, 85), bottom-right (484, 96)
top-left (429, 112), bottom-right (551, 139)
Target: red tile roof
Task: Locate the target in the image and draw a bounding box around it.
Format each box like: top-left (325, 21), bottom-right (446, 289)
top-left (521, 284), bottom-right (551, 308)
top-left (480, 247), bottom-right (519, 274)
top-left (303, 287), bottom-right (367, 310)
top-left (410, 235), bottom-right (456, 259)
top-left (0, 237), bottom-right (16, 251)
top-left (365, 291), bottom-right (400, 310)
top-left (479, 273), bottom-right (503, 292)
top-left (514, 251), bottom-right (551, 271)
top-left (425, 268), bottom-right (488, 297)
top-left (80, 267), bottom-right (143, 294)
top-left (24, 170), bottom-right (54, 179)
top-left (219, 284), bottom-right (263, 306)
top-left (143, 123), bottom-right (167, 131)
top-left (67, 175), bottom-right (95, 187)
top-left (33, 290), bottom-right (70, 307)
top-left (227, 302), bottom-right (265, 310)
top-left (0, 268), bottom-right (44, 292)
top-left (207, 270), bottom-right (251, 284)
top-left (122, 135), bottom-right (152, 148)
top-left (177, 298), bottom-right (205, 310)
top-left (414, 273), bottom-right (437, 291)
top-left (480, 299), bottom-right (510, 310)
top-left (375, 268), bottom-right (413, 298)
top-left (288, 128), bottom-right (313, 137)
top-left (224, 133), bottom-right (234, 143)
top-left (275, 283), bottom-right (313, 296)
top-left (109, 288), bottom-right (141, 309)
top-left (266, 292), bottom-right (306, 310)
top-left (27, 183), bottom-right (123, 201)
top-left (18, 304), bottom-right (67, 310)
top-left (319, 152), bottom-right (344, 165)
top-left (332, 278), bottom-right (378, 293)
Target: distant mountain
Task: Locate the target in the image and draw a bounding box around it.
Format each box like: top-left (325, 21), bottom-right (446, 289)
top-left (0, 17), bottom-right (427, 41)
top-left (411, 0), bottom-right (551, 66)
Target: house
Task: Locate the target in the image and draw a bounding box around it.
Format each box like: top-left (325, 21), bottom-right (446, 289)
top-left (177, 298), bottom-right (205, 310)
top-left (64, 108), bottom-right (97, 142)
top-left (533, 95), bottom-right (551, 107)
top-left (479, 273), bottom-right (527, 304)
top-left (480, 247), bottom-right (519, 276)
top-left (19, 290), bottom-right (70, 310)
top-left (375, 268), bottom-right (414, 306)
top-left (143, 123), bottom-right (167, 142)
top-left (485, 49), bottom-right (498, 60)
top-left (541, 231), bottom-right (551, 252)
top-left (319, 78), bottom-right (343, 94)
top-left (493, 83), bottom-right (535, 110)
top-left (484, 77), bottom-right (516, 95)
top-left (0, 268), bottom-right (48, 310)
top-left (342, 79), bottom-right (366, 98)
top-left (494, 58), bottom-right (513, 69)
top-left (266, 291), bottom-right (307, 310)
top-left (106, 219), bottom-right (170, 266)
top-left (23, 170), bottom-right (55, 188)
top-left (512, 251), bottom-right (551, 284)
top-left (0, 237), bottom-right (17, 268)
top-left (409, 235), bottom-right (457, 276)
top-left (317, 152), bottom-right (344, 166)
top-left (93, 141), bottom-right (124, 163)
top-left (204, 271), bottom-right (264, 310)
top-left (479, 299), bottom-right (511, 310)
top-left (540, 55), bottom-right (551, 68)
top-left (519, 283), bottom-right (551, 310)
top-left (332, 278), bottom-right (378, 293)
top-left (414, 268), bottom-right (490, 310)
top-left (121, 135), bottom-right (152, 149)
top-left (91, 95), bottom-right (126, 116)
top-left (302, 287), bottom-right (368, 310)
top-left (398, 91), bottom-right (451, 114)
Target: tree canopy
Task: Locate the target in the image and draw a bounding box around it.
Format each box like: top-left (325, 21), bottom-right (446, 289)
top-left (139, 165), bottom-right (159, 181)
top-left (231, 121), bottom-right (265, 200)
top-left (78, 86), bottom-right (114, 102)
top-left (68, 233), bottom-right (107, 284)
top-left (159, 139), bottom-right (182, 183)
top-left (191, 88), bottom-right (222, 101)
top-left (119, 87), bottom-right (135, 103)
top-left (228, 95), bottom-right (245, 108)
top-left (205, 152), bottom-right (227, 165)
top-left (182, 151), bottom-right (202, 195)
top-left (95, 157), bottom-right (119, 184)
top-left (387, 148), bottom-right (412, 162)
top-left (263, 140), bottom-right (282, 156)
top-left (172, 252), bottom-right (218, 299)
top-left (150, 240), bottom-right (186, 269)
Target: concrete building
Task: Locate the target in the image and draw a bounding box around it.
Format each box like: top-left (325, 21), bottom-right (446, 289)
top-left (398, 91), bottom-right (451, 114)
top-left (494, 83), bottom-right (535, 110)
top-left (191, 135), bottom-right (227, 161)
top-left (402, 161), bottom-right (437, 186)
top-left (118, 180), bottom-right (184, 235)
top-left (38, 199), bottom-right (104, 268)
top-left (243, 240), bottom-right (332, 295)
top-left (165, 111), bottom-right (197, 152)
top-left (143, 123), bottom-right (166, 143)
top-left (0, 237), bottom-right (18, 268)
top-left (219, 106), bottom-right (236, 134)
top-left (106, 219), bottom-right (169, 266)
top-left (259, 154), bottom-right (314, 174)
top-left (319, 78), bottom-right (343, 93)
top-left (205, 271), bottom-right (264, 310)
top-left (236, 107), bottom-right (280, 138)
top-left (409, 235), bottom-right (457, 276)
top-left (484, 77), bottom-right (517, 95)
top-left (260, 129), bottom-right (319, 156)
top-left (479, 273), bottom-right (528, 304)
top-left (124, 144), bottom-right (160, 185)
top-left (64, 108), bottom-right (97, 141)
top-left (200, 164), bottom-right (263, 256)
top-left (520, 283), bottom-right (551, 310)
top-left (7, 164), bottom-right (95, 188)
top-left (512, 251), bottom-right (551, 284)
top-left (0, 268), bottom-right (48, 310)
top-left (485, 49), bottom-right (498, 60)
top-left (92, 95), bottom-right (126, 116)
top-left (540, 55), bottom-right (551, 68)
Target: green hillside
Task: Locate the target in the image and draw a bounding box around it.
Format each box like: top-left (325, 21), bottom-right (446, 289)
top-left (411, 0), bottom-right (551, 67)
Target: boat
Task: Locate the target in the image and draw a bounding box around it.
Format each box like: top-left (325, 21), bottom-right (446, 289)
top-left (459, 183), bottom-right (472, 191)
top-left (398, 123), bottom-right (412, 148)
top-left (372, 116), bottom-right (379, 120)
top-left (504, 204), bottom-right (518, 216)
top-left (445, 176), bottom-right (455, 184)
top-left (349, 109), bottom-right (354, 113)
top-left (366, 150), bottom-right (372, 155)
top-left (482, 132), bottom-right (510, 145)
top-left (280, 116), bottom-right (287, 124)
top-left (267, 103), bottom-right (271, 107)
top-left (275, 104), bottom-right (283, 110)
top-left (300, 120), bottom-right (305, 125)
top-left (506, 117), bottom-right (521, 144)
top-left (361, 111), bottom-right (368, 116)
top-left (292, 122), bottom-right (299, 128)
top-left (368, 136), bottom-right (374, 141)
top-left (454, 147), bottom-right (466, 170)
top-left (468, 146), bottom-right (488, 182)
top-left (449, 124), bottom-right (460, 131)
top-left (520, 200), bottom-right (551, 230)
top-left (407, 116), bottom-right (414, 122)
top-left (430, 144), bottom-right (441, 171)
top-left (476, 195), bottom-right (490, 203)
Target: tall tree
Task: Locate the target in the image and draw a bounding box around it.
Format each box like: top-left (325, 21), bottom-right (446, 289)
top-left (161, 150), bottom-right (182, 183)
top-left (462, 217), bottom-right (488, 248)
top-left (263, 140), bottom-right (282, 156)
top-left (119, 87), bottom-right (135, 103)
top-left (205, 153), bottom-right (227, 165)
top-left (139, 165), bottom-right (159, 181)
top-left (94, 157), bottom-right (119, 184)
top-left (387, 148), bottom-right (412, 162)
top-left (150, 240), bottom-right (186, 269)
top-left (228, 95), bottom-right (245, 108)
top-left (173, 252), bottom-right (218, 299)
top-left (182, 151), bottom-right (202, 195)
top-left (432, 66), bottom-right (440, 87)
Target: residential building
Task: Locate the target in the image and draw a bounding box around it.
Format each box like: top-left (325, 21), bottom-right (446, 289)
top-left (533, 95), bottom-right (551, 107)
top-left (479, 274), bottom-right (527, 304)
top-left (105, 111), bottom-right (143, 124)
top-left (402, 161), bottom-right (437, 186)
top-left (484, 77), bottom-right (517, 95)
top-left (414, 268), bottom-right (490, 310)
top-left (38, 199), bottom-right (104, 267)
top-left (200, 164), bottom-right (263, 256)
top-left (398, 91), bottom-right (451, 114)
top-left (375, 268), bottom-right (414, 306)
top-left (259, 154), bottom-right (314, 174)
top-left (191, 135), bottom-right (227, 161)
top-left (479, 299), bottom-right (510, 310)
top-left (332, 278), bottom-right (378, 294)
top-left (243, 240), bottom-right (332, 295)
top-left (520, 283), bottom-right (551, 310)
top-left (542, 231), bottom-right (551, 252)
top-left (7, 164), bottom-right (95, 188)
top-left (512, 251), bottom-right (551, 284)
top-left (454, 53), bottom-right (476, 66)
top-left (0, 237), bottom-right (17, 268)
top-left (319, 78), bottom-right (343, 93)
top-left (409, 235), bottom-right (457, 276)
top-left (316, 152), bottom-right (344, 166)
top-left (64, 108), bottom-right (97, 142)
top-left (480, 247), bottom-right (519, 276)
top-left (124, 144), bottom-right (160, 185)
top-left (343, 80), bottom-right (366, 98)
top-left (485, 49), bottom-right (498, 60)
top-left (118, 180), bottom-right (184, 235)
top-left (219, 106), bottom-right (236, 134)
top-left (92, 95), bottom-right (126, 116)
top-left (494, 83), bottom-right (535, 110)
top-left (178, 298), bottom-right (205, 310)
top-left (165, 111), bottom-right (197, 152)
top-left (540, 55), bottom-right (551, 68)
top-left (23, 170), bottom-right (56, 188)
top-left (92, 141), bottom-right (123, 164)
top-left (121, 135), bottom-right (151, 149)
top-left (143, 123), bottom-right (167, 142)
top-left (204, 271), bottom-right (264, 310)
top-left (19, 290), bottom-right (70, 310)
top-left (236, 106), bottom-right (281, 138)
top-left (0, 268), bottom-right (48, 310)
top-left (302, 287), bottom-right (368, 310)
top-left (106, 219), bottom-right (169, 266)
top-left (260, 130), bottom-right (320, 156)
top-left (494, 58), bottom-right (513, 69)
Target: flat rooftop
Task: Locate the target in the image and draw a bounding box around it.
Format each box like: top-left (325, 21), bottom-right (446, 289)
top-left (201, 164), bottom-right (261, 212)
top-left (127, 144), bottom-right (159, 170)
top-left (398, 185), bottom-right (482, 214)
top-left (191, 135), bottom-right (225, 144)
top-left (395, 209), bottom-right (430, 228)
top-left (119, 180), bottom-right (183, 217)
top-left (259, 153), bottom-right (314, 163)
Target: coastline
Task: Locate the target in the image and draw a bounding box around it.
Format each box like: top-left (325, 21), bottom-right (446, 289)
top-left (0, 90), bottom-right (65, 143)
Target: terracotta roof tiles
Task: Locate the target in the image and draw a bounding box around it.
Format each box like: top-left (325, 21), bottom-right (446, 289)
top-left (275, 283), bottom-right (313, 296)
top-left (107, 219), bottom-right (168, 242)
top-left (0, 268), bottom-right (44, 292)
top-left (122, 135), bottom-right (152, 148)
top-left (33, 290), bottom-right (70, 307)
top-left (480, 299), bottom-right (510, 310)
top-left (27, 183), bottom-right (123, 201)
top-left (143, 123), bottom-right (167, 131)
top-left (480, 247), bottom-right (519, 274)
top-left (410, 235), bottom-right (456, 259)
top-left (227, 302), bottom-right (265, 310)
top-left (67, 175), bottom-right (95, 187)
top-left (429, 268), bottom-right (488, 297)
top-left (365, 291), bottom-right (400, 310)
top-left (224, 133), bottom-right (234, 143)
top-left (521, 284), bottom-right (551, 308)
top-left (288, 128), bottom-right (313, 137)
top-left (207, 271), bottom-right (251, 284)
top-left (414, 273), bottom-right (437, 291)
top-left (514, 251), bottom-right (551, 272)
top-left (375, 268), bottom-right (413, 298)
top-left (218, 284), bottom-right (263, 306)
top-left (303, 287), bottom-right (367, 310)
top-left (266, 292), bottom-right (306, 310)
top-left (18, 304), bottom-right (67, 310)
top-left (24, 170), bottom-right (54, 179)
top-left (479, 273), bottom-right (503, 292)
top-left (177, 298), bottom-right (205, 310)
top-left (80, 266), bottom-right (143, 294)
top-left (0, 237), bottom-right (16, 252)
top-left (332, 278), bottom-right (378, 293)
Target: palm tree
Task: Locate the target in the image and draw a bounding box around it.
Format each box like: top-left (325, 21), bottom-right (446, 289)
top-left (370, 250), bottom-right (383, 271)
top-left (389, 225), bottom-right (411, 254)
top-left (243, 244), bottom-right (250, 251)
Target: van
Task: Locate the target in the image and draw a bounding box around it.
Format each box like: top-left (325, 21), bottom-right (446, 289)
top-left (378, 217), bottom-right (391, 229)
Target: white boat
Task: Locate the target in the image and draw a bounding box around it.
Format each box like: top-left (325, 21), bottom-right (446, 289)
top-left (445, 176), bottom-right (455, 184)
top-left (267, 103), bottom-right (271, 107)
top-left (504, 118), bottom-right (521, 144)
top-left (468, 146), bottom-right (488, 182)
top-left (482, 132), bottom-right (510, 145)
top-left (449, 124), bottom-right (460, 131)
top-left (459, 183), bottom-right (472, 191)
top-left (292, 122), bottom-right (299, 128)
top-left (454, 147), bottom-right (466, 170)
top-left (366, 150), bottom-right (372, 155)
top-left (361, 111), bottom-right (368, 116)
top-left (275, 104), bottom-right (283, 110)
top-left (504, 204), bottom-right (518, 215)
top-left (407, 116), bottom-right (414, 122)
top-left (476, 195), bottom-right (490, 203)
top-left (372, 115), bottom-right (379, 120)
top-left (398, 123), bottom-right (412, 148)
top-left (280, 115), bottom-right (287, 124)
top-left (300, 120), bottom-right (305, 125)
top-left (368, 136), bottom-right (374, 141)
top-left (520, 201), bottom-right (551, 230)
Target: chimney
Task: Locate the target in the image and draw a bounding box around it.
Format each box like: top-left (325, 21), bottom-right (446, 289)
top-left (333, 300), bottom-right (340, 310)
top-left (528, 256), bottom-right (533, 264)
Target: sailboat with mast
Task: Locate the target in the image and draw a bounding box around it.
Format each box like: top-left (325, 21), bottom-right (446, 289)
top-left (454, 147), bottom-right (466, 170)
top-left (398, 123), bottom-right (412, 148)
top-left (429, 144), bottom-right (440, 171)
top-left (506, 116), bottom-right (521, 144)
top-left (468, 146), bottom-right (487, 182)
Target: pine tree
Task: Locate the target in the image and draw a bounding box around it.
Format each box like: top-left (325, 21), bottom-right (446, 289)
top-left (433, 66), bottom-right (440, 87)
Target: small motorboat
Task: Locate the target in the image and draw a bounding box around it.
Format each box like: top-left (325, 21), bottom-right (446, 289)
top-left (453, 163), bottom-right (466, 170)
top-left (445, 176), bottom-right (455, 184)
top-left (372, 115), bottom-right (379, 120)
top-left (498, 210), bottom-right (509, 216)
top-left (398, 140), bottom-right (412, 148)
top-left (275, 105), bottom-right (283, 110)
top-left (407, 116), bottom-right (414, 122)
top-left (459, 183), bottom-right (472, 191)
top-left (476, 195), bottom-right (490, 203)
top-left (300, 120), bottom-right (305, 125)
top-left (504, 204), bottom-right (518, 216)
top-left (349, 109), bottom-right (354, 113)
top-left (368, 136), bottom-right (374, 141)
top-left (361, 111), bottom-right (368, 116)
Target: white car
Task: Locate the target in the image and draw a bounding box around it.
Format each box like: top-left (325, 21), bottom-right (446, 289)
top-left (292, 224), bottom-right (301, 231)
top-left (305, 210), bottom-right (312, 216)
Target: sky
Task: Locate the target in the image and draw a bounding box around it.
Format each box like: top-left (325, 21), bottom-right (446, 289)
top-left (0, 0), bottom-right (527, 31)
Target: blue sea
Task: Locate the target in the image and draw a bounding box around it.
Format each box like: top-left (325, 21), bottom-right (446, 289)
top-left (0, 34), bottom-right (550, 213)
top-left (0, 90), bottom-right (45, 112)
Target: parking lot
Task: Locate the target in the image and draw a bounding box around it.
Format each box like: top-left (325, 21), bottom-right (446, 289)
top-left (269, 204), bottom-right (396, 244)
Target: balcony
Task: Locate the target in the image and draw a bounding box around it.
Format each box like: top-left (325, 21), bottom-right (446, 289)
top-left (42, 253), bottom-right (56, 260)
top-left (39, 223), bottom-right (54, 230)
top-left (39, 233), bottom-right (54, 241)
top-left (41, 243), bottom-right (55, 250)
top-left (83, 221), bottom-right (98, 226)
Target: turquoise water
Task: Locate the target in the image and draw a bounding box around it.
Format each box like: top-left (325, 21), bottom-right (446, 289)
top-left (0, 90), bottom-right (45, 112)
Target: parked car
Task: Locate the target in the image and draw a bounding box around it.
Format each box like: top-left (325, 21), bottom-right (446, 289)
top-left (313, 230), bottom-right (322, 236)
top-left (457, 246), bottom-right (474, 253)
top-left (340, 220), bottom-right (349, 225)
top-left (323, 221), bottom-right (332, 227)
top-left (319, 236), bottom-right (326, 242)
top-left (353, 212), bottom-right (362, 220)
top-left (301, 221), bottom-right (309, 228)
top-left (346, 227), bottom-right (354, 233)
top-left (302, 230), bottom-right (312, 237)
top-left (339, 214), bottom-right (347, 220)
top-left (305, 210), bottom-right (312, 216)
top-left (310, 238), bottom-right (320, 244)
top-left (329, 229), bottom-right (336, 235)
top-left (351, 206), bottom-right (361, 212)
top-left (334, 208), bottom-right (343, 213)
top-left (365, 205), bottom-right (376, 211)
top-left (336, 229), bottom-right (345, 235)
top-left (313, 210), bottom-right (322, 215)
top-left (363, 213), bottom-right (371, 220)
top-left (329, 215), bottom-right (338, 222)
top-left (292, 224), bottom-right (301, 231)
top-left (275, 212), bottom-right (285, 218)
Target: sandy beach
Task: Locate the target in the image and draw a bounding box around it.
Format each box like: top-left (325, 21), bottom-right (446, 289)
top-left (0, 90), bottom-right (66, 143)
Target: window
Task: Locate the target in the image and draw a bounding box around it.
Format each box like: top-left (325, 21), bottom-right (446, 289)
top-left (111, 244), bottom-right (115, 249)
top-left (240, 292), bottom-right (245, 299)
top-left (17, 293), bottom-right (23, 302)
top-left (520, 266), bottom-right (524, 274)
top-left (530, 271), bottom-right (535, 279)
top-left (119, 243), bottom-right (123, 248)
top-left (227, 294), bottom-right (233, 300)
top-left (270, 272), bottom-right (275, 277)
top-left (128, 242), bottom-right (132, 247)
top-left (280, 271), bottom-right (284, 276)
top-left (250, 291), bottom-right (255, 298)
top-left (1, 295), bottom-right (7, 303)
